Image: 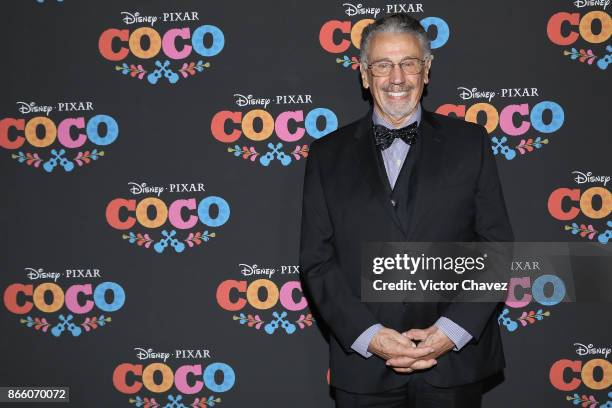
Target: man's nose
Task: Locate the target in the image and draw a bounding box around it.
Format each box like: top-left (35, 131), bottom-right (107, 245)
top-left (389, 64), bottom-right (405, 84)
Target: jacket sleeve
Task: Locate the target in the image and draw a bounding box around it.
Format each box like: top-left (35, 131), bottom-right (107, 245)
top-left (441, 126), bottom-right (514, 342)
top-left (299, 141), bottom-right (379, 353)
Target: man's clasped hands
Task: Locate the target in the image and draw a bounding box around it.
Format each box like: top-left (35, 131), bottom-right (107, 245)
top-left (368, 325), bottom-right (455, 373)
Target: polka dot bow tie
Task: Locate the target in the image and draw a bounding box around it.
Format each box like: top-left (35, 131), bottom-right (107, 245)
top-left (373, 122), bottom-right (419, 150)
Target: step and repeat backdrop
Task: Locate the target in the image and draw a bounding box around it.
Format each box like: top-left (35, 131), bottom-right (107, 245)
top-left (1, 0), bottom-right (610, 407)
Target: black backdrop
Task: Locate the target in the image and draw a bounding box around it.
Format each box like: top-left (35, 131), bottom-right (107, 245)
top-left (1, 1), bottom-right (610, 407)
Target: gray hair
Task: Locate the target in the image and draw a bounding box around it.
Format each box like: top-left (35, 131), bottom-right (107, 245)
top-left (360, 13), bottom-right (431, 64)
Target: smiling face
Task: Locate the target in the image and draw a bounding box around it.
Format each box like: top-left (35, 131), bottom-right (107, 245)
top-left (360, 31), bottom-right (431, 128)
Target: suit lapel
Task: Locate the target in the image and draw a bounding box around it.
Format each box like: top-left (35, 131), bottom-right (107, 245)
top-left (353, 111), bottom-right (406, 237)
top-left (405, 110), bottom-right (446, 240)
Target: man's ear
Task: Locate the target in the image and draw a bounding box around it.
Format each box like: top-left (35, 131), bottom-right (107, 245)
top-left (423, 55), bottom-right (433, 85)
top-left (360, 63), bottom-right (370, 89)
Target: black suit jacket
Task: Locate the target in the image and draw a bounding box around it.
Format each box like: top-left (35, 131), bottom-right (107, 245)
top-left (299, 109), bottom-right (514, 393)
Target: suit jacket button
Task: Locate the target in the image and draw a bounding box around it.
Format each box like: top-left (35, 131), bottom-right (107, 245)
top-left (391, 199), bottom-right (397, 207)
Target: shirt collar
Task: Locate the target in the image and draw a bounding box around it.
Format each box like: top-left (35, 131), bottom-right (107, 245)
top-left (372, 103), bottom-right (422, 129)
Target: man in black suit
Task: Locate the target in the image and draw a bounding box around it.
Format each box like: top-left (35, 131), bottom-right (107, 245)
top-left (299, 13), bottom-right (514, 407)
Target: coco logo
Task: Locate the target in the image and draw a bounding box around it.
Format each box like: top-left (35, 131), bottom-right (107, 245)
top-left (549, 343), bottom-right (612, 407)
top-left (105, 182), bottom-right (229, 254)
top-left (2, 267), bottom-right (124, 338)
top-left (215, 263), bottom-right (315, 335)
top-left (436, 89), bottom-right (565, 160)
top-left (547, 172), bottom-right (611, 243)
top-left (1, 101), bottom-right (118, 173)
top-left (498, 267), bottom-right (565, 333)
top-left (210, 93), bottom-right (338, 167)
top-left (319, 4), bottom-right (449, 71)
top-left (546, 5), bottom-right (611, 70)
top-left (113, 347), bottom-right (235, 406)
top-left (98, 11), bottom-right (224, 85)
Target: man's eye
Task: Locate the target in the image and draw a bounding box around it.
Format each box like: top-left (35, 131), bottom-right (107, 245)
top-left (376, 62), bottom-right (392, 69)
top-left (401, 61), bottom-right (417, 68)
